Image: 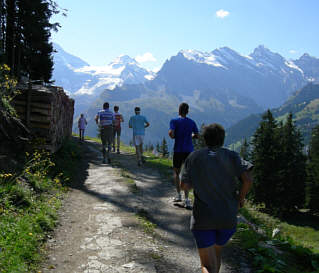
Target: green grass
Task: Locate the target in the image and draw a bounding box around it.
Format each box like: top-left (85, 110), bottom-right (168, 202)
top-left (237, 204), bottom-right (319, 272)
top-left (0, 138), bottom-right (82, 273)
top-left (136, 209), bottom-right (157, 235)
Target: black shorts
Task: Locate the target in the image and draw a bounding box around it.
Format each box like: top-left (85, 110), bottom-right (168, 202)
top-left (173, 152), bottom-right (191, 169)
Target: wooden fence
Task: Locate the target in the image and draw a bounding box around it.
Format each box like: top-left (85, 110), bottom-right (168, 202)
top-left (12, 84), bottom-right (74, 152)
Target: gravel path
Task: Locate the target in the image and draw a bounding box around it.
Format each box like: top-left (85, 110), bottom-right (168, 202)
top-left (40, 140), bottom-right (252, 273)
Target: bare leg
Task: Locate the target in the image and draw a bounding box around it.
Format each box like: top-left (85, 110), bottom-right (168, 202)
top-left (173, 168), bottom-right (181, 194)
top-left (214, 245), bottom-right (222, 273)
top-left (135, 145), bottom-right (141, 162)
top-left (117, 135), bottom-right (120, 150)
top-left (198, 245), bottom-right (221, 273)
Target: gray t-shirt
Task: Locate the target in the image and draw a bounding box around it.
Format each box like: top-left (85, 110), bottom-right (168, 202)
top-left (181, 147), bottom-right (253, 230)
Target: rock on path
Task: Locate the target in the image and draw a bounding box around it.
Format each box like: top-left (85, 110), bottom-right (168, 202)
top-left (40, 140), bottom-right (252, 273)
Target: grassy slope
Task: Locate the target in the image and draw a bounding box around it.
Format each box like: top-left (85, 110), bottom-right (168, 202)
top-left (0, 139), bottom-right (82, 273)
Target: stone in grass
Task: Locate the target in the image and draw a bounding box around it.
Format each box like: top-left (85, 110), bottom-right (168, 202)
top-left (272, 228), bottom-right (280, 238)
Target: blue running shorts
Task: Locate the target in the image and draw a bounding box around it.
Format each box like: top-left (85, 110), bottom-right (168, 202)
top-left (192, 228), bottom-right (236, 248)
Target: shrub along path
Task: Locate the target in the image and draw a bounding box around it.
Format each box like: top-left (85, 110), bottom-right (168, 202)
top-left (40, 140), bottom-right (252, 273)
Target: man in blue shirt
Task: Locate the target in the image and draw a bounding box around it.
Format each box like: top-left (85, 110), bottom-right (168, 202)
top-left (129, 107), bottom-right (150, 166)
top-left (95, 102), bottom-right (115, 164)
top-left (169, 102), bottom-right (198, 209)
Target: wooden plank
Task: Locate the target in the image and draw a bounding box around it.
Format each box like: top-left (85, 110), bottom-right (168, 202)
top-left (14, 106), bottom-right (51, 116)
top-left (29, 115), bottom-right (50, 123)
top-left (26, 84), bottom-right (31, 127)
top-left (13, 100), bottom-right (51, 110)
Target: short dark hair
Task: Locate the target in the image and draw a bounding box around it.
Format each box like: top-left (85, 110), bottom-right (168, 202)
top-left (179, 102), bottom-right (189, 115)
top-left (103, 102), bottom-right (109, 109)
top-left (114, 106), bottom-right (119, 111)
top-left (135, 106), bottom-right (140, 112)
top-left (203, 123), bottom-right (225, 148)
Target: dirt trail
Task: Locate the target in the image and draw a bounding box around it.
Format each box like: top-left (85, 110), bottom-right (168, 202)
top-left (41, 140), bottom-right (252, 273)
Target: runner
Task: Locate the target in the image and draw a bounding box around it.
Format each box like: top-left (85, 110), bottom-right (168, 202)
top-left (168, 102), bottom-right (198, 209)
top-left (180, 123), bottom-right (253, 273)
top-left (129, 107), bottom-right (150, 166)
top-left (95, 102), bottom-right (114, 164)
top-left (78, 113), bottom-right (87, 142)
top-left (113, 105), bottom-right (124, 154)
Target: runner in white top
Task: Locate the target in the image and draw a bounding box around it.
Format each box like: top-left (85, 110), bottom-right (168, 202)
top-left (78, 114), bottom-right (87, 141)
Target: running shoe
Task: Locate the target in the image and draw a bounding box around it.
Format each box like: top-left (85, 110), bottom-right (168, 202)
top-left (173, 193), bottom-right (182, 202)
top-left (184, 199), bottom-right (192, 210)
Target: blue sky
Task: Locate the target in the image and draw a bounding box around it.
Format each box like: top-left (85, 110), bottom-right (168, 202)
top-left (51, 0), bottom-right (319, 71)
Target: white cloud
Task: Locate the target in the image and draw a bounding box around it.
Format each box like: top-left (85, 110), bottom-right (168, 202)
top-left (289, 50), bottom-right (297, 54)
top-left (135, 52), bottom-right (157, 63)
top-left (216, 9), bottom-right (230, 18)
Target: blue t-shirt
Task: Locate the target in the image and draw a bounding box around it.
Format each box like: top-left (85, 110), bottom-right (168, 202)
top-left (129, 114), bottom-right (149, 136)
top-left (169, 117), bottom-right (198, 153)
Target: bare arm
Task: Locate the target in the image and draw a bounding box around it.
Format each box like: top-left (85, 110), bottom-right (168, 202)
top-left (95, 115), bottom-right (99, 124)
top-left (238, 171), bottom-right (253, 209)
top-left (145, 122), bottom-right (150, 128)
top-left (168, 129), bottom-right (175, 139)
top-left (121, 115), bottom-right (124, 122)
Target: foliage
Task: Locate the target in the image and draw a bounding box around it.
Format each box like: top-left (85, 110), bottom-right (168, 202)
top-left (306, 124), bottom-right (319, 212)
top-left (0, 64), bottom-right (18, 116)
top-left (0, 138), bottom-right (81, 272)
top-left (251, 110), bottom-right (281, 212)
top-left (239, 204), bottom-right (319, 272)
top-left (276, 113), bottom-right (306, 214)
top-left (240, 138), bottom-right (251, 160)
top-left (160, 137), bottom-right (169, 157)
top-left (251, 111), bottom-right (307, 216)
top-left (1, 0), bottom-right (63, 82)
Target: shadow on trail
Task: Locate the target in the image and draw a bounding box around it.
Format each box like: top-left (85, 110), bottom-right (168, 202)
top-left (69, 140), bottom-right (195, 249)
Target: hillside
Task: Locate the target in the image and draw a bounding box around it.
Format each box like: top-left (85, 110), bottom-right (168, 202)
top-left (225, 83), bottom-right (319, 146)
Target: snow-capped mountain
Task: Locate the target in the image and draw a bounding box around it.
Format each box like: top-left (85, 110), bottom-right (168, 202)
top-left (82, 45), bottom-right (319, 145)
top-left (51, 43), bottom-right (154, 116)
top-left (155, 45), bottom-right (317, 108)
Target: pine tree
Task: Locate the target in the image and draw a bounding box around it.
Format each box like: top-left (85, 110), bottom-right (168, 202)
top-left (2, 0), bottom-right (61, 81)
top-left (277, 113), bottom-right (306, 214)
top-left (194, 123), bottom-right (206, 150)
top-left (240, 138), bottom-right (250, 161)
top-left (17, 0), bottom-right (55, 82)
top-left (0, 0), bottom-right (6, 62)
top-left (306, 125), bottom-right (319, 213)
top-left (251, 110), bottom-right (281, 212)
top-left (161, 137), bottom-right (169, 157)
top-left (156, 142), bottom-right (160, 153)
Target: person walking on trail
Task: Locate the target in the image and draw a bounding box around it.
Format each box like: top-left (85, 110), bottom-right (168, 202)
top-left (112, 105), bottom-right (124, 154)
top-left (180, 123), bottom-right (253, 273)
top-left (129, 106), bottom-right (150, 166)
top-left (78, 113), bottom-right (87, 142)
top-left (95, 102), bottom-right (115, 164)
top-left (168, 102), bottom-right (198, 209)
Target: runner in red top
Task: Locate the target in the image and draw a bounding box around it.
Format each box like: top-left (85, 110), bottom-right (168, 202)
top-left (113, 106), bottom-right (124, 154)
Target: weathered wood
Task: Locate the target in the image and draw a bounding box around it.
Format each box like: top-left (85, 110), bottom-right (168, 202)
top-left (12, 84), bottom-right (74, 152)
top-left (26, 83), bottom-right (31, 127)
top-left (15, 105), bottom-right (51, 116)
top-left (13, 100), bottom-right (51, 110)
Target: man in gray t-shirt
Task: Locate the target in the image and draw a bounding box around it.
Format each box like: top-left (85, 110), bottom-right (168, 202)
top-left (181, 123), bottom-right (253, 273)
